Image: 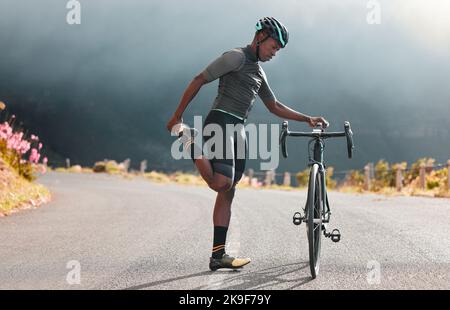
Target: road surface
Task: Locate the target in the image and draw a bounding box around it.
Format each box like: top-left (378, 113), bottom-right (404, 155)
top-left (0, 172), bottom-right (448, 289)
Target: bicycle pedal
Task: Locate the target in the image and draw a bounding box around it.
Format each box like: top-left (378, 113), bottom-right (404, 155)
top-left (293, 212), bottom-right (304, 226)
top-left (330, 229), bottom-right (341, 242)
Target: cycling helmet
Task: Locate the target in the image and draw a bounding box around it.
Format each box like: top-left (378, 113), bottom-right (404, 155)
top-left (255, 17), bottom-right (289, 48)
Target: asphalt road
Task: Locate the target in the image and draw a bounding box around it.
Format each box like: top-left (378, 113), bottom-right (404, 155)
top-left (0, 172), bottom-right (449, 290)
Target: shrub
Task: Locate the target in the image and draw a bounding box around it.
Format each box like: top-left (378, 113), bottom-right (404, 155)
top-left (426, 168), bottom-right (448, 190)
top-left (145, 171), bottom-right (171, 183)
top-left (0, 110), bottom-right (47, 181)
top-left (404, 157), bottom-right (435, 186)
top-left (93, 161), bottom-right (107, 172)
top-left (326, 166), bottom-right (337, 189)
top-left (373, 159), bottom-right (390, 191)
top-left (296, 168), bottom-right (310, 187)
top-left (93, 160), bottom-right (126, 174)
top-left (343, 170), bottom-right (365, 188)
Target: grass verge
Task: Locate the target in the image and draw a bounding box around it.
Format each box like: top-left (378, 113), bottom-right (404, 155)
top-left (0, 158), bottom-right (51, 216)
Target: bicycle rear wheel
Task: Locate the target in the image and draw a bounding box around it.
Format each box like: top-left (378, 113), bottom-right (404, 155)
top-left (306, 164), bottom-right (322, 279)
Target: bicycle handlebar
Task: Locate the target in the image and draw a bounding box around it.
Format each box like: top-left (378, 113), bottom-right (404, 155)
top-left (279, 121), bottom-right (354, 159)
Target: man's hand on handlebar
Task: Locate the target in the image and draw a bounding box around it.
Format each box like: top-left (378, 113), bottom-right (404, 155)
top-left (307, 116), bottom-right (330, 129)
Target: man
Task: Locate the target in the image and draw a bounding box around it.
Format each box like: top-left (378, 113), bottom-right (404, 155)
top-left (166, 17), bottom-right (329, 271)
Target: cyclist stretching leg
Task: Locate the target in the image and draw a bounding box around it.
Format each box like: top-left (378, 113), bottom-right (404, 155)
top-left (166, 73), bottom-right (234, 192)
top-left (166, 17), bottom-right (329, 271)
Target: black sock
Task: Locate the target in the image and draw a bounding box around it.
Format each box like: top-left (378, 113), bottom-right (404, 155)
top-left (212, 226), bottom-right (228, 259)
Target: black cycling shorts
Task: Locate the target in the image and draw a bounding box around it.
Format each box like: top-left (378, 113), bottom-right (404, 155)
top-left (202, 110), bottom-right (247, 184)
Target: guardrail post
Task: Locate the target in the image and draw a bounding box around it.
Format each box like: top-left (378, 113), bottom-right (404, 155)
top-left (251, 177), bottom-right (258, 188)
top-left (369, 162), bottom-right (375, 179)
top-left (447, 160), bottom-right (450, 191)
top-left (396, 167), bottom-right (403, 192)
top-left (419, 163), bottom-right (426, 190)
top-left (346, 171), bottom-right (353, 187)
top-left (65, 158), bottom-right (70, 169)
top-left (265, 170), bottom-right (275, 186)
top-left (123, 158), bottom-right (130, 172)
top-left (140, 160), bottom-right (147, 174)
top-left (247, 168), bottom-right (254, 186)
top-left (364, 164), bottom-right (371, 191)
top-left (265, 171), bottom-right (271, 186)
top-left (283, 172), bottom-right (291, 187)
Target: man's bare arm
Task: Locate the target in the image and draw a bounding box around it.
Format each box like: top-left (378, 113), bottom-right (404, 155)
top-left (166, 73), bottom-right (208, 132)
top-left (174, 73), bottom-right (208, 117)
top-left (263, 99), bottom-right (329, 128)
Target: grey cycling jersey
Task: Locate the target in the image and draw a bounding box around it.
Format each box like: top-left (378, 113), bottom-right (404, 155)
top-left (201, 45), bottom-right (276, 120)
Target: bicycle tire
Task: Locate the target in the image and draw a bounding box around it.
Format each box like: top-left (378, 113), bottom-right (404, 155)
top-left (306, 164), bottom-right (322, 278)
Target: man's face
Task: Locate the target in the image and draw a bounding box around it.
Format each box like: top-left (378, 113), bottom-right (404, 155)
top-left (258, 36), bottom-right (281, 62)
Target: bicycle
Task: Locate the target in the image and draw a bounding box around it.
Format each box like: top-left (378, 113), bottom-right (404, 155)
top-left (279, 120), bottom-right (354, 279)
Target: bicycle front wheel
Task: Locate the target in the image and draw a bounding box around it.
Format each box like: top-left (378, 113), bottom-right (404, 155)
top-left (306, 164), bottom-right (322, 279)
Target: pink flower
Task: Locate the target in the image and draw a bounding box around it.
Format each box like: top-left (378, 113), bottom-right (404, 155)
top-left (18, 140), bottom-right (30, 154)
top-left (38, 142), bottom-right (42, 150)
top-left (29, 148), bottom-right (40, 164)
top-left (6, 134), bottom-right (17, 149)
top-left (43, 157), bottom-right (48, 165)
top-left (7, 132), bottom-right (23, 151)
top-left (0, 122), bottom-right (12, 140)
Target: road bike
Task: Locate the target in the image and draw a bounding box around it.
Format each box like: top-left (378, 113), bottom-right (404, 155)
top-left (279, 120), bottom-right (354, 278)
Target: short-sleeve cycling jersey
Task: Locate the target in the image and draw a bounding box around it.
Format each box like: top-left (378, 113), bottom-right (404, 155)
top-left (201, 45), bottom-right (276, 120)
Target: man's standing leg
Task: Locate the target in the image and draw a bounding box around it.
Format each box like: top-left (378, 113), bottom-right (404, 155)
top-left (209, 187), bottom-right (251, 270)
top-left (211, 187), bottom-right (235, 259)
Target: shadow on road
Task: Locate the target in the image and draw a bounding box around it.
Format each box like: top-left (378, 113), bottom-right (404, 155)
top-left (195, 262), bottom-right (311, 290)
top-left (124, 271), bottom-right (212, 290)
top-left (125, 262), bottom-right (311, 290)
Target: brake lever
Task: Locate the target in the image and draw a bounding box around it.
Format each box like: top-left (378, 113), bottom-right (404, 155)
top-left (344, 121), bottom-right (354, 158)
top-left (280, 121), bottom-right (289, 158)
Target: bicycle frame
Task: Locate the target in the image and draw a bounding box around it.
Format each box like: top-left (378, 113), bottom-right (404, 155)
top-left (309, 138), bottom-right (331, 223)
top-left (281, 120), bottom-right (353, 225)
